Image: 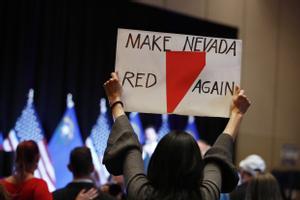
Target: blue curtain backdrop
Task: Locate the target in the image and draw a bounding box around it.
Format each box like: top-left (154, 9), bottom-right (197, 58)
top-left (0, 0), bottom-right (236, 144)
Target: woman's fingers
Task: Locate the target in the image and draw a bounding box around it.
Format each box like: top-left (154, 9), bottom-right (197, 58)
top-left (237, 93), bottom-right (251, 113)
top-left (234, 85), bottom-right (240, 95)
top-left (111, 71), bottom-right (119, 80)
top-left (104, 71), bottom-right (123, 106)
top-left (78, 189), bottom-right (86, 195)
top-left (86, 188), bottom-right (99, 199)
top-left (76, 188), bottom-right (99, 200)
top-left (231, 85), bottom-right (251, 114)
top-left (238, 89), bottom-right (244, 96)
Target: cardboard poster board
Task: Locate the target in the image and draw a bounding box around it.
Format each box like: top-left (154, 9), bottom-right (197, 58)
top-left (115, 28), bottom-right (242, 117)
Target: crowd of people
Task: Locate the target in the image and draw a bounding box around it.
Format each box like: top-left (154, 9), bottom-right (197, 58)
top-left (0, 72), bottom-right (284, 200)
top-left (0, 140), bottom-right (124, 200)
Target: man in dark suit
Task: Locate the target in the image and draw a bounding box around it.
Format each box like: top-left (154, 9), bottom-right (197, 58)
top-left (52, 147), bottom-right (114, 200)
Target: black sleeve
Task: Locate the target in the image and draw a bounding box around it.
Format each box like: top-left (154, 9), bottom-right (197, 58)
top-left (203, 133), bottom-right (239, 193)
top-left (102, 115), bottom-right (153, 200)
top-left (102, 115), bottom-right (142, 175)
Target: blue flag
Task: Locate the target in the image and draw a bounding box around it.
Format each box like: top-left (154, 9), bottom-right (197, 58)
top-left (185, 116), bottom-right (200, 140)
top-left (85, 98), bottom-right (110, 185)
top-left (49, 94), bottom-right (83, 189)
top-left (129, 112), bottom-right (145, 144)
top-left (12, 89), bottom-right (56, 191)
top-left (0, 132), bottom-right (3, 150)
top-left (157, 114), bottom-right (170, 141)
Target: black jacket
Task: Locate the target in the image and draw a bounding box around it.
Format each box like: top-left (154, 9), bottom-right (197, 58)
top-left (53, 182), bottom-right (115, 200)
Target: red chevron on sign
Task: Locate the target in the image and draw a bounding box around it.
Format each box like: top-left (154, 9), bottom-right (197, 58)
top-left (166, 51), bottom-right (206, 113)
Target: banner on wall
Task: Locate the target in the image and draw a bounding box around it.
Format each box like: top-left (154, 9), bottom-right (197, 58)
top-left (115, 28), bottom-right (242, 117)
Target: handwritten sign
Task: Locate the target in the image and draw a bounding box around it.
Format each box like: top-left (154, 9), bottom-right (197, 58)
top-left (115, 28), bottom-right (242, 117)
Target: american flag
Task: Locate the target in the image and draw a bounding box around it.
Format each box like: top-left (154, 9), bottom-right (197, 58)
top-left (3, 130), bottom-right (18, 151)
top-left (157, 114), bottom-right (170, 141)
top-left (3, 89), bottom-right (56, 191)
top-left (85, 98), bottom-right (110, 185)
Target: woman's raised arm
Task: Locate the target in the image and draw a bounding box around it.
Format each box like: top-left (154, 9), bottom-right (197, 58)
top-left (104, 72), bottom-right (125, 119)
top-left (223, 86), bottom-right (251, 140)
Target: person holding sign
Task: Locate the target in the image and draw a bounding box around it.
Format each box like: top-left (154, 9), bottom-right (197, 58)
top-left (103, 72), bottom-right (251, 200)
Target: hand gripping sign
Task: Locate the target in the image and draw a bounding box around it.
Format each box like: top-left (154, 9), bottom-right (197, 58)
top-left (115, 28), bottom-right (242, 117)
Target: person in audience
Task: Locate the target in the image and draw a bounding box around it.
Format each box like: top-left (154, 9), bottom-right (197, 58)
top-left (102, 72), bottom-right (251, 200)
top-left (142, 126), bottom-right (158, 172)
top-left (106, 175), bottom-right (126, 199)
top-left (245, 173), bottom-right (282, 200)
top-left (0, 140), bottom-right (52, 200)
top-left (53, 147), bottom-right (114, 200)
top-left (229, 154), bottom-right (266, 200)
top-left (108, 183), bottom-right (125, 200)
top-left (0, 184), bottom-right (10, 200)
top-left (143, 126), bottom-right (158, 158)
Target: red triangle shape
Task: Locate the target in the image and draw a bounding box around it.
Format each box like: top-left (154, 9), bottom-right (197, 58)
top-left (166, 51), bottom-right (206, 113)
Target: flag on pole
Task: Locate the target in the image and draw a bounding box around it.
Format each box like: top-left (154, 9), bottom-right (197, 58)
top-left (6, 89), bottom-right (56, 191)
top-left (48, 94), bottom-right (83, 189)
top-left (129, 112), bottom-right (145, 144)
top-left (157, 114), bottom-right (170, 141)
top-left (85, 98), bottom-right (110, 185)
top-left (185, 116), bottom-right (200, 140)
top-left (0, 132), bottom-right (3, 150)
top-left (3, 130), bottom-right (19, 152)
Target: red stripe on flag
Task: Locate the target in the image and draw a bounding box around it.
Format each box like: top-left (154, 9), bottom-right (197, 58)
top-left (7, 137), bottom-right (15, 151)
top-left (39, 154), bottom-right (55, 185)
top-left (166, 51), bottom-right (206, 113)
top-left (38, 140), bottom-right (56, 186)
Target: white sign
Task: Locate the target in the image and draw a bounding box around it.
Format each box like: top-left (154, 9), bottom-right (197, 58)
top-left (115, 28), bottom-right (242, 117)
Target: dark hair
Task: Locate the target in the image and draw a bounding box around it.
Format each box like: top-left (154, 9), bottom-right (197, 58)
top-left (245, 173), bottom-right (282, 200)
top-left (147, 130), bottom-right (204, 200)
top-left (15, 140), bottom-right (40, 180)
top-left (69, 147), bottom-right (93, 177)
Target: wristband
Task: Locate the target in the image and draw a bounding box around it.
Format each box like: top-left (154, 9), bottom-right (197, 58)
top-left (110, 100), bottom-right (124, 110)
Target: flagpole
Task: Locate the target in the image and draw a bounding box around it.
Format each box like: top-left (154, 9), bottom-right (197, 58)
top-left (188, 116), bottom-right (194, 124)
top-left (67, 93), bottom-right (74, 108)
top-left (100, 98), bottom-right (107, 114)
top-left (28, 89), bottom-right (34, 105)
